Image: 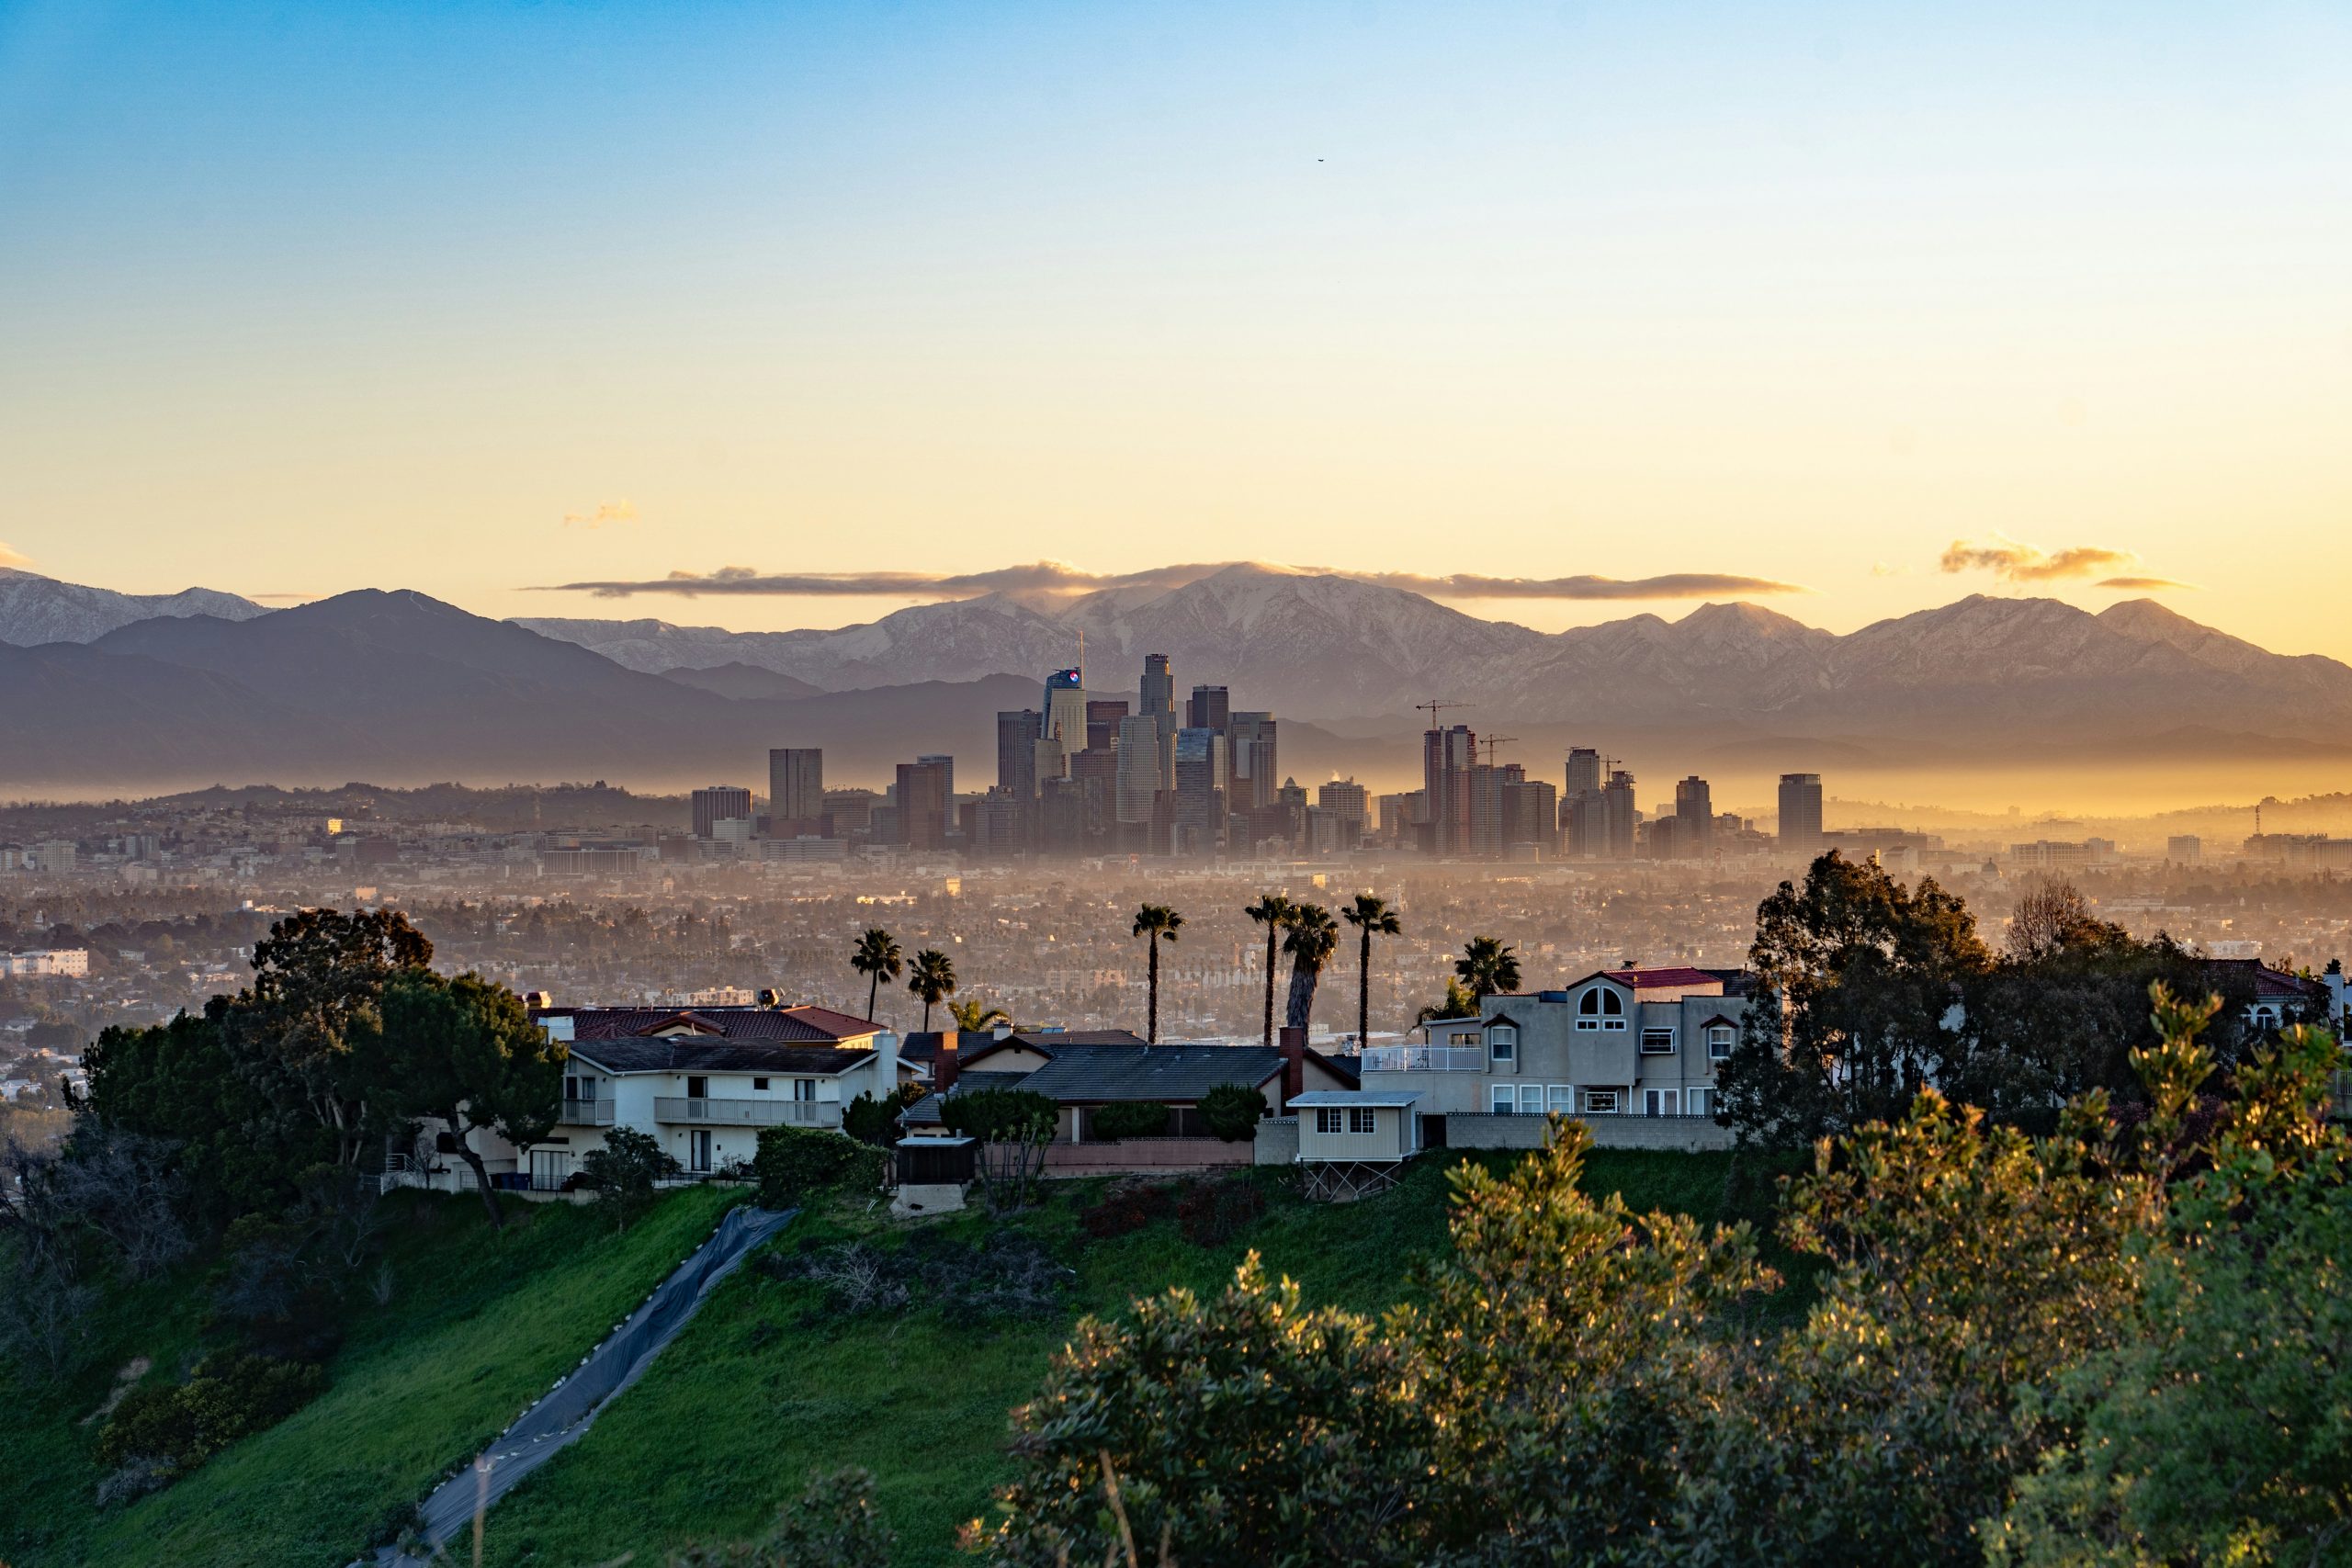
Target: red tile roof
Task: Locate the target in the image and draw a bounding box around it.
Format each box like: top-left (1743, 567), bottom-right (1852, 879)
top-left (1603, 966), bottom-right (1722, 989)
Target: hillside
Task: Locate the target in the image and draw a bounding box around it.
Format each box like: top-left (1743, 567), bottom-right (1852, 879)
top-left (2, 1152), bottom-right (1777, 1568)
top-left (0, 570), bottom-right (267, 646)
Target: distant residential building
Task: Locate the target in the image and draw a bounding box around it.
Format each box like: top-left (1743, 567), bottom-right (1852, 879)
top-left (1227, 712), bottom-right (1278, 810)
top-left (820, 788), bottom-right (877, 837)
top-left (1673, 776), bottom-right (1713, 859)
top-left (768, 749), bottom-right (824, 835)
top-left (894, 758), bottom-right (954, 851)
top-left (2009, 839), bottom-right (2109, 869)
top-left (2166, 835), bottom-right (2202, 863)
top-left (1170, 727), bottom-right (1228, 856)
top-left (1422, 724), bottom-right (1478, 856)
top-left (1114, 715), bottom-right (1162, 827)
top-left (1778, 773), bottom-right (1824, 854)
top-left (1501, 776), bottom-right (1558, 855)
top-left (1, 948), bottom-right (90, 977)
top-left (1316, 777), bottom-right (1369, 837)
top-left (1601, 770), bottom-right (1638, 859)
top-left (690, 786), bottom-right (752, 840)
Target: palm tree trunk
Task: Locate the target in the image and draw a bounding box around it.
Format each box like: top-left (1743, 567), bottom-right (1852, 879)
top-left (1357, 929), bottom-right (1373, 1048)
top-left (867, 971), bottom-right (879, 1021)
top-left (1147, 938), bottom-right (1160, 1043)
top-left (922, 998), bottom-right (933, 1031)
top-left (1285, 963), bottom-right (1317, 1032)
top-left (1262, 928), bottom-right (1278, 1046)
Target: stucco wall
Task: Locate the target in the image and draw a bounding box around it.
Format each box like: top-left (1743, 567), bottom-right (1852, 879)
top-left (1445, 1112), bottom-right (1734, 1152)
top-left (1254, 1115), bottom-right (1300, 1166)
top-left (1039, 1137), bottom-right (1255, 1177)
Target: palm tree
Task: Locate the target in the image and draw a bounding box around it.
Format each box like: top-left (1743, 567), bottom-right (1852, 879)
top-left (947, 998), bottom-right (1010, 1034)
top-left (907, 948), bottom-right (956, 1032)
top-left (849, 928), bottom-right (902, 1021)
top-left (1453, 935), bottom-right (1521, 1002)
top-left (1340, 894), bottom-right (1402, 1049)
top-left (1282, 903), bottom-right (1339, 1032)
top-left (1132, 904), bottom-right (1184, 1043)
top-left (1242, 892), bottom-right (1297, 1046)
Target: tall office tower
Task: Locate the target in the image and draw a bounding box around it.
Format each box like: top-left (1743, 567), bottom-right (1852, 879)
top-left (1602, 769), bottom-right (1638, 859)
top-left (893, 758), bottom-right (953, 851)
top-left (1674, 775), bottom-right (1714, 859)
top-left (1139, 653), bottom-right (1176, 790)
top-left (1466, 761), bottom-right (1520, 855)
top-left (1565, 747), bottom-right (1601, 798)
top-left (1317, 776), bottom-right (1369, 836)
top-left (1085, 699), bottom-right (1129, 755)
top-left (1376, 791), bottom-right (1419, 846)
top-left (1186, 684), bottom-right (1230, 734)
top-left (1069, 745), bottom-right (1118, 841)
top-left (1227, 712), bottom-right (1278, 809)
top-left (691, 785), bottom-right (752, 840)
top-left (767, 749), bottom-right (824, 835)
top-left (1778, 773), bottom-right (1825, 853)
top-left (1502, 777), bottom-right (1558, 854)
top-left (1421, 723), bottom-right (1477, 856)
top-left (1043, 668), bottom-right (1088, 749)
top-left (997, 710), bottom-right (1043, 798)
top-left (1114, 714), bottom-right (1162, 825)
top-left (1170, 726), bottom-right (1229, 856)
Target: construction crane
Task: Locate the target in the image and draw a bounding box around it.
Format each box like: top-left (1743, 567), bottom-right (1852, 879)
top-left (1482, 735), bottom-right (1519, 768)
top-left (1414, 698), bottom-right (1472, 728)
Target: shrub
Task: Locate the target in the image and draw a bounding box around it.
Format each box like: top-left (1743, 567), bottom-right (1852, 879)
top-left (759, 1229), bottom-right (1070, 1322)
top-left (1088, 1100), bottom-right (1170, 1141)
top-left (1200, 1083), bottom-right (1269, 1142)
top-left (577, 1127), bottom-right (680, 1230)
top-left (1177, 1177), bottom-right (1267, 1247)
top-left (754, 1124), bottom-right (886, 1208)
top-left (1079, 1180), bottom-right (1175, 1240)
top-left (842, 1084), bottom-right (926, 1147)
top-left (95, 1352), bottom-right (327, 1482)
top-left (667, 1466), bottom-right (893, 1567)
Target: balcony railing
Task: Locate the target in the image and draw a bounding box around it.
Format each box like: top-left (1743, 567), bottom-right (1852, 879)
top-left (654, 1097), bottom-right (841, 1128)
top-left (1362, 1044), bottom-right (1488, 1073)
top-left (560, 1099), bottom-right (616, 1125)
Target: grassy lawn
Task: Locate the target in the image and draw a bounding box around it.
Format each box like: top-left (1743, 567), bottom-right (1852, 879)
top-left (1, 1183), bottom-right (739, 1568)
top-left (4, 1145), bottom-right (1809, 1568)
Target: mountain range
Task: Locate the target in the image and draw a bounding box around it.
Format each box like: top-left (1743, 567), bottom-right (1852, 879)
top-left (3, 563), bottom-right (2348, 794)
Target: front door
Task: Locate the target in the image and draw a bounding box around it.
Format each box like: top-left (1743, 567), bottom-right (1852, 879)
top-left (529, 1148), bottom-right (569, 1191)
top-left (688, 1129), bottom-right (713, 1173)
top-left (1644, 1089), bottom-right (1679, 1117)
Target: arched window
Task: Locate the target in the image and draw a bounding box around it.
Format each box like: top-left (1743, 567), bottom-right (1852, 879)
top-left (1577, 989), bottom-right (1602, 1016)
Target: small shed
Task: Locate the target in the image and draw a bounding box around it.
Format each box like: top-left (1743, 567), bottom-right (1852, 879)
top-left (1290, 1089), bottom-right (1421, 1201)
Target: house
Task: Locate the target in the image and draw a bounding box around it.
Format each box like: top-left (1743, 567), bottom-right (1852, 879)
top-left (2198, 958), bottom-right (2336, 1035)
top-left (519, 1002), bottom-right (899, 1189)
top-left (895, 1027), bottom-right (1148, 1089)
top-left (1291, 1089), bottom-right (1422, 1200)
top-left (1363, 966), bottom-right (1752, 1146)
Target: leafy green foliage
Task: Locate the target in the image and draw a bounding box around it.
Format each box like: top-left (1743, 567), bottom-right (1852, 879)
top-left (578, 1127), bottom-right (681, 1229)
top-left (753, 1125), bottom-right (885, 1207)
top-left (1197, 1083), bottom-right (1266, 1143)
top-left (940, 1088), bottom-right (1059, 1214)
top-left (1087, 1101), bottom-right (1170, 1142)
top-left (1414, 976), bottom-right (1478, 1025)
top-left (842, 1084), bottom-right (925, 1147)
top-left (1451, 933), bottom-right (1521, 1000)
top-left (906, 948), bottom-right (957, 1031)
top-left (849, 929), bottom-right (901, 1023)
top-left (82, 1007), bottom-right (297, 1229)
top-left (95, 1352), bottom-right (327, 1483)
top-left (1280, 903), bottom-right (1338, 1032)
top-left (665, 1466), bottom-right (894, 1567)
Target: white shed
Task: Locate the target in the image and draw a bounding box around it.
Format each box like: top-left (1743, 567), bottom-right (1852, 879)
top-left (1291, 1089), bottom-right (1421, 1199)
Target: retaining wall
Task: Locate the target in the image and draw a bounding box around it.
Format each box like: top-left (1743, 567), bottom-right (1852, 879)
top-left (1253, 1116), bottom-right (1300, 1167)
top-left (1039, 1136), bottom-right (1256, 1178)
top-left (1445, 1113), bottom-right (1734, 1153)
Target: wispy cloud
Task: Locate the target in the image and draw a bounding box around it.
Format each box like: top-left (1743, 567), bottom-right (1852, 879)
top-left (1939, 537), bottom-right (2135, 582)
top-left (561, 500), bottom-right (639, 529)
top-left (528, 559), bottom-right (1805, 602)
top-left (0, 540), bottom-right (30, 570)
top-left (2098, 576), bottom-right (2195, 592)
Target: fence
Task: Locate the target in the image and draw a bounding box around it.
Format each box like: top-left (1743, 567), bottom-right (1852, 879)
top-left (1444, 1112), bottom-right (1735, 1152)
top-left (1039, 1136), bottom-right (1256, 1177)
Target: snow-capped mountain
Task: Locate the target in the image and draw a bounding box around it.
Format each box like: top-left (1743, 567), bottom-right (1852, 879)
top-left (0, 569), bottom-right (269, 646)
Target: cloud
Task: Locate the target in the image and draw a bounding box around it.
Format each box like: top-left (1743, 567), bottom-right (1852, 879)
top-left (528, 559), bottom-right (1805, 602)
top-left (562, 500), bottom-right (639, 529)
top-left (2098, 576), bottom-right (2196, 592)
top-left (1939, 538), bottom-right (2135, 582)
top-left (1351, 571), bottom-right (1806, 600)
top-left (0, 540), bottom-right (29, 569)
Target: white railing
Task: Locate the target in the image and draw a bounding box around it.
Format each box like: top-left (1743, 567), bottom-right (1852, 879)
top-left (654, 1097), bottom-right (841, 1128)
top-left (560, 1099), bottom-right (616, 1125)
top-left (1361, 1044), bottom-right (1488, 1073)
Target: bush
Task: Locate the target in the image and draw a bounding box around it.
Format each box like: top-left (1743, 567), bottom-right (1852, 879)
top-left (842, 1085), bottom-right (926, 1147)
top-left (754, 1125), bottom-right (886, 1208)
top-left (95, 1352), bottom-right (327, 1482)
top-left (1079, 1180), bottom-right (1175, 1240)
top-left (1177, 1177), bottom-right (1267, 1247)
top-left (1089, 1100), bottom-right (1170, 1141)
top-left (667, 1466), bottom-right (893, 1567)
top-left (1200, 1083), bottom-right (1269, 1142)
top-left (757, 1228), bottom-right (1070, 1323)
top-left (577, 1127), bottom-right (680, 1229)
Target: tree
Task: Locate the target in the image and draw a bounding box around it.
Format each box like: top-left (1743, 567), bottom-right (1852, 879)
top-left (938, 1086), bottom-right (1057, 1214)
top-left (1715, 851), bottom-right (1992, 1146)
top-left (905, 948), bottom-right (956, 1032)
top-left (1131, 905), bottom-right (1183, 1044)
top-left (365, 971), bottom-right (565, 1229)
top-left (753, 1124), bottom-right (885, 1207)
top-left (2005, 874), bottom-right (2121, 962)
top-left (947, 998), bottom-right (1010, 1034)
top-left (1089, 1101), bottom-right (1170, 1141)
top-left (1415, 976), bottom-right (1478, 1026)
top-left (842, 1083), bottom-right (926, 1147)
top-left (83, 1003), bottom-right (294, 1230)
top-left (217, 908), bottom-right (435, 1167)
top-left (1452, 935), bottom-right (1521, 1002)
top-left (1242, 893), bottom-right (1297, 1047)
top-left (1280, 904), bottom-right (1338, 1032)
top-left (1199, 1083), bottom-right (1268, 1143)
top-left (576, 1127), bottom-right (679, 1231)
top-left (1340, 895), bottom-right (1401, 1049)
top-left (849, 929), bottom-right (901, 1023)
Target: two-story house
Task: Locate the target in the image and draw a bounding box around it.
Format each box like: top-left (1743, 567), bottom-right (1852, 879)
top-left (1362, 966), bottom-right (1752, 1147)
top-left (528, 1003), bottom-right (899, 1188)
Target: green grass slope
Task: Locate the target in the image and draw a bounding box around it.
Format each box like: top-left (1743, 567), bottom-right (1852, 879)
top-left (4, 1147), bottom-right (1796, 1568)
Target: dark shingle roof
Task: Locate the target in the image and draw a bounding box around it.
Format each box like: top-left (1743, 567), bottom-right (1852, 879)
top-left (534, 1004), bottom-right (883, 1044)
top-left (567, 1038), bottom-right (879, 1075)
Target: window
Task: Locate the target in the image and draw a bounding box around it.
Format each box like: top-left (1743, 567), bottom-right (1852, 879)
top-left (1577, 987), bottom-right (1627, 1031)
top-left (1644, 1089), bottom-right (1680, 1116)
top-left (1490, 1085), bottom-right (1518, 1115)
top-left (1640, 1028), bottom-right (1675, 1055)
top-left (563, 1075), bottom-right (595, 1101)
top-left (1706, 1025), bottom-right (1735, 1061)
top-left (1317, 1108), bottom-right (1344, 1134)
top-left (1348, 1107), bottom-right (1377, 1134)
top-left (793, 1078), bottom-right (818, 1101)
top-left (752, 1077), bottom-right (770, 1091)
top-left (1547, 1085), bottom-right (1575, 1115)
top-left (1687, 1087), bottom-right (1713, 1118)
top-left (1487, 1024), bottom-right (1517, 1061)
top-left (1518, 1085), bottom-right (1544, 1114)
top-left (1449, 1031), bottom-right (1478, 1047)
top-left (1583, 1089), bottom-right (1620, 1115)
top-left (685, 1076), bottom-right (708, 1100)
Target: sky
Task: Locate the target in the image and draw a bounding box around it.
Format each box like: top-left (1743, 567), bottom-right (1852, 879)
top-left (3, 1), bottom-right (2348, 648)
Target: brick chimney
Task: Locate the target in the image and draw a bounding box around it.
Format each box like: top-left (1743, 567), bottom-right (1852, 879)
top-left (1277, 1025), bottom-right (1305, 1108)
top-left (934, 1030), bottom-right (959, 1095)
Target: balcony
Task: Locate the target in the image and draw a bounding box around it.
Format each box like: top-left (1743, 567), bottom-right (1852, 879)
top-left (560, 1099), bottom-right (616, 1125)
top-left (1362, 1044), bottom-right (1488, 1073)
top-left (654, 1097), bottom-right (842, 1128)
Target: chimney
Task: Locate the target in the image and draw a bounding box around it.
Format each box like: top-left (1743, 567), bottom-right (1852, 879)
top-left (1278, 1025), bottom-right (1305, 1108)
top-left (935, 1030), bottom-right (959, 1095)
